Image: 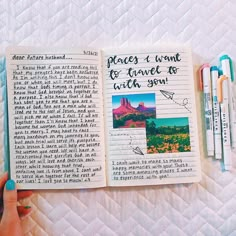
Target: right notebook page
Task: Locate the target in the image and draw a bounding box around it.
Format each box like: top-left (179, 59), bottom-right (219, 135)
top-left (103, 46), bottom-right (201, 186)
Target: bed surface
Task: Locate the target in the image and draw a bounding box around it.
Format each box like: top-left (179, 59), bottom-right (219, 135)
top-left (1, 0), bottom-right (236, 235)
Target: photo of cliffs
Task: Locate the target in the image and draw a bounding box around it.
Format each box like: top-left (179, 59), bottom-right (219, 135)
top-left (112, 93), bottom-right (156, 128)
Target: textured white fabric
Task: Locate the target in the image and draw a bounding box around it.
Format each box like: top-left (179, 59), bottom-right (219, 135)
top-left (1, 0), bottom-right (236, 235)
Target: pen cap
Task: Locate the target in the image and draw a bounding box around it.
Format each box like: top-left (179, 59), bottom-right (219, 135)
top-left (210, 66), bottom-right (218, 72)
top-left (199, 64), bottom-right (210, 91)
top-left (210, 66), bottom-right (219, 100)
top-left (220, 55), bottom-right (234, 82)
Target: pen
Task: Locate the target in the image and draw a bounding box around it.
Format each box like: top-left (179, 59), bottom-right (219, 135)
top-left (220, 55), bottom-right (236, 150)
top-left (210, 66), bottom-right (222, 159)
top-left (217, 75), bottom-right (232, 170)
top-left (199, 64), bottom-right (214, 156)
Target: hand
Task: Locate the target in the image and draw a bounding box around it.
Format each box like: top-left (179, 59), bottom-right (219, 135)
top-left (0, 173), bottom-right (33, 236)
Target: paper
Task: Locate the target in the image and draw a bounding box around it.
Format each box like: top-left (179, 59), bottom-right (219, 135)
top-left (7, 47), bottom-right (106, 189)
top-left (103, 46), bottom-right (201, 186)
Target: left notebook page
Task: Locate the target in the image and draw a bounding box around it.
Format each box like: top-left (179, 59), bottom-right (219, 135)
top-left (6, 47), bottom-right (106, 189)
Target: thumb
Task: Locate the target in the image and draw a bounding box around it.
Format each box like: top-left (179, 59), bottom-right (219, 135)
top-left (2, 180), bottom-right (18, 219)
top-left (0, 180), bottom-right (24, 236)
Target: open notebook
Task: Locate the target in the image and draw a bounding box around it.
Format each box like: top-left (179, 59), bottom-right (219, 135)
top-left (5, 45), bottom-right (201, 189)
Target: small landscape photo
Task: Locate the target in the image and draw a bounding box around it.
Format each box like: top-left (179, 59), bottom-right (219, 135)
top-left (146, 117), bottom-right (191, 154)
top-left (112, 93), bottom-right (156, 128)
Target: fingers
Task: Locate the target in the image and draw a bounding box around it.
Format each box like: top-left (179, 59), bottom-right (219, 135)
top-left (1, 179), bottom-right (18, 222)
top-left (17, 205), bottom-right (32, 217)
top-left (17, 191), bottom-right (33, 217)
top-left (0, 176), bottom-right (33, 219)
top-left (17, 190), bottom-right (33, 200)
top-left (0, 178), bottom-right (32, 223)
top-left (3, 180), bottom-right (18, 213)
top-left (0, 205), bottom-right (32, 218)
top-left (1, 180), bottom-right (24, 236)
top-left (0, 173), bottom-right (9, 213)
top-left (0, 173), bottom-right (8, 189)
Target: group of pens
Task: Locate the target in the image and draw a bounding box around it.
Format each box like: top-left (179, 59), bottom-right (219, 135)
top-left (199, 55), bottom-right (235, 171)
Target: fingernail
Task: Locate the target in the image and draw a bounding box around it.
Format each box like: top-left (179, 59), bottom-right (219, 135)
top-left (6, 179), bottom-right (15, 190)
top-left (24, 206), bottom-right (31, 209)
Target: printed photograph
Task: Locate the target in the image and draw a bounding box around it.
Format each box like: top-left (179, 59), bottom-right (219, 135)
top-left (146, 117), bottom-right (191, 154)
top-left (112, 93), bottom-right (156, 128)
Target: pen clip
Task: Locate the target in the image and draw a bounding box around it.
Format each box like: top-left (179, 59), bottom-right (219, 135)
top-left (229, 57), bottom-right (235, 82)
top-left (217, 75), bottom-right (228, 103)
top-left (199, 64), bottom-right (210, 91)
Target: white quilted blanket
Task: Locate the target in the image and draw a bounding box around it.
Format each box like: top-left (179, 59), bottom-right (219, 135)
top-left (1, 0), bottom-right (236, 235)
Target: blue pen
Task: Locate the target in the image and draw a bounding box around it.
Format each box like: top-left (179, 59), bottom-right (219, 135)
top-left (220, 55), bottom-right (236, 150)
top-left (199, 64), bottom-right (214, 156)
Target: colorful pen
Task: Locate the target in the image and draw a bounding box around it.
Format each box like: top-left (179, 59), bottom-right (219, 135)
top-left (220, 55), bottom-right (236, 150)
top-left (217, 75), bottom-right (232, 170)
top-left (199, 64), bottom-right (214, 156)
top-left (210, 66), bottom-right (222, 159)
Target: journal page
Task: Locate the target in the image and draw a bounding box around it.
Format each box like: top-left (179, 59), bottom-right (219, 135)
top-left (7, 47), bottom-right (106, 189)
top-left (103, 46), bottom-right (201, 186)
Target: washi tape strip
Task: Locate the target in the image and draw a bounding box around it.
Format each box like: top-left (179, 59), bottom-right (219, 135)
top-left (0, 57), bottom-right (9, 173)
